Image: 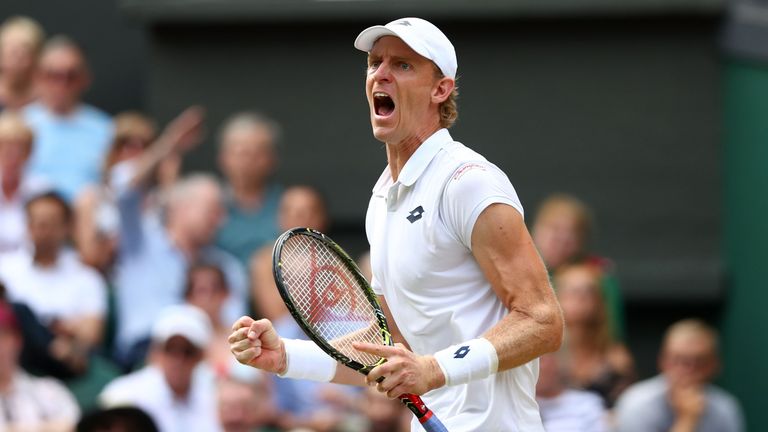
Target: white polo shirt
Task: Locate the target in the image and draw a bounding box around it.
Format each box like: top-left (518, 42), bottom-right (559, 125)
top-left (365, 129), bottom-right (543, 431)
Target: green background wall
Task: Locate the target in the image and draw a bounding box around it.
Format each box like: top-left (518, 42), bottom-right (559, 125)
top-left (722, 59), bottom-right (768, 432)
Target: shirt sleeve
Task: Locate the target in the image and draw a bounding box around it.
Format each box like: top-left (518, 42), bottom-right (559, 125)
top-left (440, 162), bottom-right (524, 250)
top-left (77, 267), bottom-right (108, 317)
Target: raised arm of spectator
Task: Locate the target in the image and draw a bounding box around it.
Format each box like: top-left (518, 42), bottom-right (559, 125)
top-left (112, 106), bottom-right (204, 193)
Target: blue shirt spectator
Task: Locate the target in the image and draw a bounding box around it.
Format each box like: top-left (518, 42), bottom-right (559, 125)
top-left (22, 36), bottom-right (113, 202)
top-left (113, 174), bottom-right (247, 369)
top-left (24, 102), bottom-right (112, 201)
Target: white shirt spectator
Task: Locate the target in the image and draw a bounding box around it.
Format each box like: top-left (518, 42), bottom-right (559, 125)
top-left (0, 370), bottom-right (80, 428)
top-left (99, 365), bottom-right (221, 432)
top-left (0, 247), bottom-right (107, 323)
top-left (537, 389), bottom-right (608, 432)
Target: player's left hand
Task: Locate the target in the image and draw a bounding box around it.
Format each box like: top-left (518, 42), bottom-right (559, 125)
top-left (353, 342), bottom-right (446, 398)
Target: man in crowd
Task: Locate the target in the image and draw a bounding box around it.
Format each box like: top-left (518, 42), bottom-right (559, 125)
top-left (615, 319), bottom-right (744, 432)
top-left (0, 299), bottom-right (80, 430)
top-left (113, 174), bottom-right (247, 370)
top-left (0, 192), bottom-right (107, 364)
top-left (231, 18), bottom-right (563, 431)
top-left (216, 112), bottom-right (282, 265)
top-left (0, 16), bottom-right (45, 111)
top-left (23, 36), bottom-right (112, 201)
top-left (100, 304), bottom-right (221, 432)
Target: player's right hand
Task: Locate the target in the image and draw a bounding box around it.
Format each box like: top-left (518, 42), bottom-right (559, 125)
top-left (229, 317), bottom-right (287, 375)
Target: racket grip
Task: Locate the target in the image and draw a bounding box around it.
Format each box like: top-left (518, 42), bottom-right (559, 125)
top-left (399, 394), bottom-right (449, 432)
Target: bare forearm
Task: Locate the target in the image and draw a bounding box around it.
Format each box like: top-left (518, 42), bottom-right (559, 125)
top-left (331, 362), bottom-right (366, 386)
top-left (483, 303), bottom-right (563, 371)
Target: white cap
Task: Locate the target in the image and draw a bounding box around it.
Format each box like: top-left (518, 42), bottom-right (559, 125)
top-left (354, 17), bottom-right (457, 79)
top-left (151, 304), bottom-right (212, 350)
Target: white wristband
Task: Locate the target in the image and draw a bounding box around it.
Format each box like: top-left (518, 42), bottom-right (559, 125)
top-left (278, 339), bottom-right (337, 382)
top-left (433, 338), bottom-right (499, 386)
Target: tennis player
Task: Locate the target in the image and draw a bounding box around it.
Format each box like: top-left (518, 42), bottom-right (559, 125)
top-left (230, 17), bottom-right (563, 431)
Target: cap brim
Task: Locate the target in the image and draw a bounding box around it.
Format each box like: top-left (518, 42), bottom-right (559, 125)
top-left (354, 25), bottom-right (398, 52)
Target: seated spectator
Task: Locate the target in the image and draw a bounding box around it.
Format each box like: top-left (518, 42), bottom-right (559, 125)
top-left (77, 406), bottom-right (158, 432)
top-left (0, 192), bottom-right (107, 365)
top-left (23, 36), bottom-right (112, 201)
top-left (536, 351), bottom-right (608, 432)
top-left (555, 262), bottom-right (634, 407)
top-left (216, 112), bottom-right (282, 265)
top-left (99, 304), bottom-right (221, 432)
top-left (74, 107), bottom-right (203, 272)
top-left (0, 111), bottom-right (50, 252)
top-left (113, 174), bottom-right (246, 370)
top-left (0, 300), bottom-right (80, 430)
top-left (184, 262), bottom-right (233, 375)
top-left (0, 16), bottom-right (44, 111)
top-left (615, 319), bottom-right (744, 432)
top-left (533, 193), bottom-right (626, 340)
top-left (217, 363), bottom-right (276, 432)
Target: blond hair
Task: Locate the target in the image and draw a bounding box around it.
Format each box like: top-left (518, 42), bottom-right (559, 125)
top-left (0, 111), bottom-right (34, 153)
top-left (104, 111), bottom-right (157, 172)
top-left (433, 67), bottom-right (459, 128)
top-left (664, 319), bottom-right (718, 353)
top-left (0, 16), bottom-right (46, 54)
top-left (534, 193), bottom-right (593, 253)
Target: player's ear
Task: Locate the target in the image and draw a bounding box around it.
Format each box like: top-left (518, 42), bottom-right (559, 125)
top-left (431, 77), bottom-right (455, 105)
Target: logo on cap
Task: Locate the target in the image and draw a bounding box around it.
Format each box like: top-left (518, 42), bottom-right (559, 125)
top-left (395, 20), bottom-right (412, 26)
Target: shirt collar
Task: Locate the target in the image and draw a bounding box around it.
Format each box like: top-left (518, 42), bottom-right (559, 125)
top-left (397, 128), bottom-right (452, 187)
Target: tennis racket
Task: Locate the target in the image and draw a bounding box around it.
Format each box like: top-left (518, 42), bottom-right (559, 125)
top-left (272, 227), bottom-right (448, 432)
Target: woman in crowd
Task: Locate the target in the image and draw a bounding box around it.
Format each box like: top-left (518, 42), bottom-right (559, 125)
top-left (554, 262), bottom-right (635, 408)
top-left (0, 111), bottom-right (49, 252)
top-left (0, 16), bottom-right (44, 111)
top-left (532, 193), bottom-right (626, 341)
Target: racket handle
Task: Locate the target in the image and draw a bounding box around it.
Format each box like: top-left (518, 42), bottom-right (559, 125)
top-left (399, 394), bottom-right (449, 432)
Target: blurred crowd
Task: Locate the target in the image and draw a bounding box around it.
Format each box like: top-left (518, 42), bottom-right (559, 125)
top-left (0, 15), bottom-right (744, 432)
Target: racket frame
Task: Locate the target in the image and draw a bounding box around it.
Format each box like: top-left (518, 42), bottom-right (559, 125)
top-left (272, 227), bottom-right (391, 374)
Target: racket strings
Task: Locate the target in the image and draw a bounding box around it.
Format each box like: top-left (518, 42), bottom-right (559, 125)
top-left (280, 235), bottom-right (383, 366)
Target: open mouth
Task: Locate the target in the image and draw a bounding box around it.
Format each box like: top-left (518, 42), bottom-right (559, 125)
top-left (373, 92), bottom-right (395, 117)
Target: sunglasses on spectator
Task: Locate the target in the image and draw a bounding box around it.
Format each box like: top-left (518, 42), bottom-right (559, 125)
top-left (665, 352), bottom-right (712, 369)
top-left (42, 68), bottom-right (82, 84)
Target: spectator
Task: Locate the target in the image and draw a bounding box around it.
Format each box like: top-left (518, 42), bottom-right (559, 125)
top-left (113, 174), bottom-right (247, 370)
top-left (184, 262), bottom-right (232, 375)
top-left (250, 185), bottom-right (328, 333)
top-left (0, 300), bottom-right (80, 430)
top-left (77, 406), bottom-right (159, 432)
top-left (216, 112), bottom-right (282, 265)
top-left (217, 363), bottom-right (276, 432)
top-left (0, 111), bottom-right (50, 252)
top-left (0, 16), bottom-right (44, 111)
top-left (99, 304), bottom-right (221, 432)
top-left (532, 193), bottom-right (626, 341)
top-left (74, 107), bottom-right (203, 271)
top-left (23, 36), bottom-right (112, 201)
top-left (536, 351), bottom-right (608, 432)
top-left (615, 319), bottom-right (744, 432)
top-left (554, 262), bottom-right (634, 407)
top-left (0, 192), bottom-right (107, 360)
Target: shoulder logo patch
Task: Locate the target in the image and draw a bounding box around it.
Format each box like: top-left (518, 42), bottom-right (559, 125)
top-left (406, 205), bottom-right (424, 223)
top-left (454, 346), bottom-right (470, 359)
